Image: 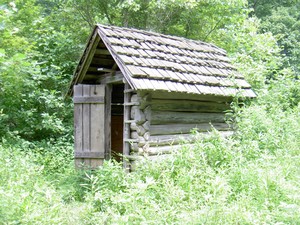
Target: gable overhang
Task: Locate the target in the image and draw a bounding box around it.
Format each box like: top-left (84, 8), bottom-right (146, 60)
top-left (66, 26), bottom-right (133, 97)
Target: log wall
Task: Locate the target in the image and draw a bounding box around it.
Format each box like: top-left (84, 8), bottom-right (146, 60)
top-left (125, 91), bottom-right (232, 168)
top-left (143, 93), bottom-right (231, 158)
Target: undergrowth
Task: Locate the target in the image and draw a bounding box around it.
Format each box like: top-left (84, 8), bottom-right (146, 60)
top-left (0, 78), bottom-right (299, 224)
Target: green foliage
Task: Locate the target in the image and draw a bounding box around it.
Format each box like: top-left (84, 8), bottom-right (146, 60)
top-left (0, 1), bottom-right (74, 140)
top-left (219, 17), bottom-right (283, 89)
top-left (70, 0), bottom-right (248, 41)
top-left (260, 5), bottom-right (300, 76)
top-left (0, 144), bottom-right (71, 224)
top-left (235, 77), bottom-right (300, 158)
top-left (249, 0), bottom-right (300, 77)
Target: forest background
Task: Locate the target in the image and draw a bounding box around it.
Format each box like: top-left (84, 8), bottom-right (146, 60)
top-left (0, 0), bottom-right (299, 224)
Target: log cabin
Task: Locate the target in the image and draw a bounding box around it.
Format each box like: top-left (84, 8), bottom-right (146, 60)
top-left (66, 24), bottom-right (256, 170)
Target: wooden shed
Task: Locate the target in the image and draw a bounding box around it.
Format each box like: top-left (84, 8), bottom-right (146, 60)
top-left (67, 24), bottom-right (256, 169)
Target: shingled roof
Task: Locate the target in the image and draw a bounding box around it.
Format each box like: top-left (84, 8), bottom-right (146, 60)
top-left (67, 24), bottom-right (256, 98)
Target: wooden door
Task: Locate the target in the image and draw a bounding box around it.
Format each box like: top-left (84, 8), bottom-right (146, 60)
top-left (73, 84), bottom-right (106, 169)
top-left (111, 115), bottom-right (124, 162)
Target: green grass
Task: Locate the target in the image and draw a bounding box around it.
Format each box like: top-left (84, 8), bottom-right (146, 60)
top-left (0, 78), bottom-right (299, 224)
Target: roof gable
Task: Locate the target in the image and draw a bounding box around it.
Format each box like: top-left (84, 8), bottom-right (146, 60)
top-left (68, 24), bottom-right (256, 98)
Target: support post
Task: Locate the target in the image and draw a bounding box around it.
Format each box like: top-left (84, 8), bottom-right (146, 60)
top-left (123, 83), bottom-right (131, 171)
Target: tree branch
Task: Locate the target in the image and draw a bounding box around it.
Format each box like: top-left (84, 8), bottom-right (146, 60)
top-left (203, 18), bottom-right (223, 41)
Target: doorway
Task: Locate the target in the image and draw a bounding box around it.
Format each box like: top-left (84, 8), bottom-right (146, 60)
top-left (110, 84), bottom-right (124, 162)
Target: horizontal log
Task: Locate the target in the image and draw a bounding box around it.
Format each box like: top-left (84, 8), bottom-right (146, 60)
top-left (151, 99), bottom-right (230, 112)
top-left (124, 102), bottom-right (140, 106)
top-left (147, 144), bottom-right (195, 156)
top-left (150, 123), bottom-right (230, 135)
top-left (151, 111), bottom-right (225, 125)
top-left (149, 131), bottom-right (234, 146)
top-left (149, 133), bottom-right (194, 146)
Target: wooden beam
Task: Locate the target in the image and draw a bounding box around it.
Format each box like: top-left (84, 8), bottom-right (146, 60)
top-left (76, 34), bottom-right (101, 84)
top-left (88, 66), bottom-right (115, 73)
top-left (97, 67), bottom-right (116, 73)
top-left (95, 49), bottom-right (111, 55)
top-left (100, 71), bottom-right (124, 84)
top-left (67, 27), bottom-right (99, 97)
